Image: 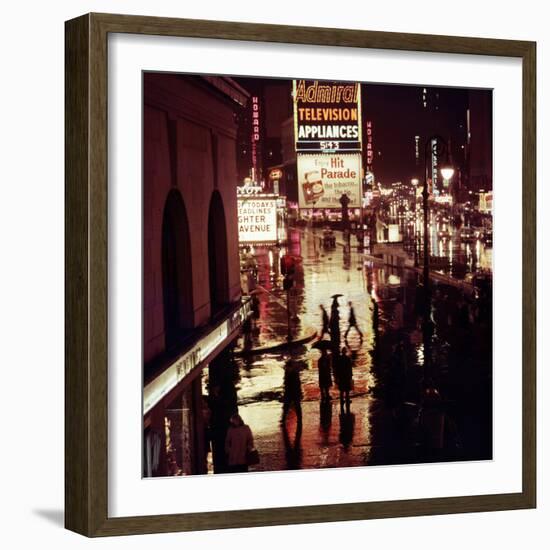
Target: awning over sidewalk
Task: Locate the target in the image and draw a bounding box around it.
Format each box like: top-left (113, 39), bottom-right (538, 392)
top-left (143, 298), bottom-right (251, 416)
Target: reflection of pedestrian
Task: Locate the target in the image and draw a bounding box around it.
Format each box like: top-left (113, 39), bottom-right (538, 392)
top-left (336, 347), bottom-right (353, 413)
top-left (282, 360), bottom-right (303, 423)
top-left (319, 304), bottom-right (330, 338)
top-left (344, 301), bottom-right (363, 340)
top-left (225, 413), bottom-right (255, 473)
top-left (242, 315), bottom-right (253, 349)
top-left (318, 348), bottom-right (332, 400)
top-left (339, 411), bottom-right (355, 449)
top-left (419, 387), bottom-right (445, 459)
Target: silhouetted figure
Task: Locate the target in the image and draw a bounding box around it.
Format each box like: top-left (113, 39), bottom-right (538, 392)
top-left (225, 413), bottom-right (255, 473)
top-left (319, 304), bottom-right (330, 338)
top-left (344, 301), bottom-right (363, 341)
top-left (330, 297), bottom-right (341, 351)
top-left (318, 348), bottom-right (333, 401)
top-left (282, 360), bottom-right (303, 424)
top-left (251, 294), bottom-right (260, 329)
top-left (336, 347), bottom-right (353, 413)
top-left (242, 315), bottom-right (253, 349)
top-left (343, 245), bottom-right (351, 270)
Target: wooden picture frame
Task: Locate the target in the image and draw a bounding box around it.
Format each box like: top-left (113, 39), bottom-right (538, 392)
top-left (65, 12), bottom-right (536, 537)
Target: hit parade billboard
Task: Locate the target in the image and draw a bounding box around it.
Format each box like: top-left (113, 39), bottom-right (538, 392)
top-left (297, 154), bottom-right (362, 209)
top-left (293, 80), bottom-right (362, 153)
top-left (237, 197), bottom-right (278, 243)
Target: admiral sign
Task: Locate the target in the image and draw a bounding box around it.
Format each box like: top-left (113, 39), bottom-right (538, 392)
top-left (293, 80), bottom-right (362, 152)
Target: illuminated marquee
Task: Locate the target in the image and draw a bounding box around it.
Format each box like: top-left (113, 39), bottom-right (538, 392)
top-left (238, 197), bottom-right (278, 243)
top-left (251, 96), bottom-right (260, 181)
top-left (293, 80), bottom-right (362, 152)
top-left (366, 120), bottom-right (374, 172)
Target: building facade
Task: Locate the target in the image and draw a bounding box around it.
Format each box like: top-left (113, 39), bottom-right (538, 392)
top-left (143, 73), bottom-right (250, 477)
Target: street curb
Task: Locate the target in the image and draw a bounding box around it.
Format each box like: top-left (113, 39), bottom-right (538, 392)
top-left (234, 330), bottom-right (318, 356)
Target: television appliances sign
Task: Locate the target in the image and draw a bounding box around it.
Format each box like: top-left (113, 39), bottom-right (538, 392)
top-left (293, 80), bottom-right (362, 153)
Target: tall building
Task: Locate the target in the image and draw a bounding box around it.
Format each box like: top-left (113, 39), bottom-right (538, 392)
top-left (467, 90), bottom-right (493, 193)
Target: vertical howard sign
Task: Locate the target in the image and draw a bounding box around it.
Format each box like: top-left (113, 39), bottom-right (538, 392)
top-left (293, 80), bottom-right (362, 153)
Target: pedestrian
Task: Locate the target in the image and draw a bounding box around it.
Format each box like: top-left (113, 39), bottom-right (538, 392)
top-left (251, 294), bottom-right (260, 329)
top-left (329, 297), bottom-right (341, 351)
top-left (344, 301), bottom-right (363, 340)
top-left (224, 413), bottom-right (255, 473)
top-left (319, 304), bottom-right (330, 338)
top-left (282, 360), bottom-right (303, 423)
top-left (318, 348), bottom-right (332, 401)
top-left (336, 347), bottom-right (353, 413)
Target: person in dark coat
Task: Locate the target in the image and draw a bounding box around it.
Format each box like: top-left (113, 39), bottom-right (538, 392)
top-left (336, 347), bottom-right (353, 413)
top-left (319, 304), bottom-right (330, 338)
top-left (282, 360), bottom-right (303, 424)
top-left (329, 298), bottom-right (341, 351)
top-left (317, 348), bottom-right (332, 401)
top-left (225, 413), bottom-right (255, 473)
top-left (345, 301), bottom-right (363, 340)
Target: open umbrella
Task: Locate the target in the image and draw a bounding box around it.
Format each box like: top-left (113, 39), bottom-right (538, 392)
top-left (330, 294), bottom-right (344, 299)
top-left (311, 339), bottom-right (333, 351)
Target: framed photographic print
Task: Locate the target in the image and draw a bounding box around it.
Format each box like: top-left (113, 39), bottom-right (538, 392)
top-left (65, 13), bottom-right (536, 537)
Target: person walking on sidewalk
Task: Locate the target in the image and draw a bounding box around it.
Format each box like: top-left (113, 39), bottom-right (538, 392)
top-left (345, 301), bottom-right (363, 341)
top-left (329, 297), bottom-right (341, 351)
top-left (318, 348), bottom-right (333, 401)
top-left (336, 347), bottom-right (353, 413)
top-left (225, 413), bottom-right (255, 473)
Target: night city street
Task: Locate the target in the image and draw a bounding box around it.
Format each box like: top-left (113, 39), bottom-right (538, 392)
top-left (142, 73), bottom-right (493, 478)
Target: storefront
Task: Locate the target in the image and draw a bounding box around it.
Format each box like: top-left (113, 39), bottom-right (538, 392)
top-left (143, 299), bottom-right (251, 477)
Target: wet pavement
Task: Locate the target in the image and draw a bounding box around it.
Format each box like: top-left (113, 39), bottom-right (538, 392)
top-left (204, 226), bottom-right (493, 474)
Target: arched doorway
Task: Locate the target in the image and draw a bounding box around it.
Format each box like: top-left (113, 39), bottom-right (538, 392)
top-left (162, 189), bottom-right (193, 351)
top-left (207, 191), bottom-right (229, 318)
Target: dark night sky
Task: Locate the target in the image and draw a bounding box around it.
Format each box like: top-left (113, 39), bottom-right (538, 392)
top-left (234, 76), bottom-right (491, 188)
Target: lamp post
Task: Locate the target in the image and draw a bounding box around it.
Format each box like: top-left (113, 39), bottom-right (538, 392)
top-left (422, 136), bottom-right (454, 374)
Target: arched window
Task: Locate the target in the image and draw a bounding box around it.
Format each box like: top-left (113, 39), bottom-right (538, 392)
top-left (207, 191), bottom-right (229, 318)
top-left (161, 189), bottom-right (193, 351)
